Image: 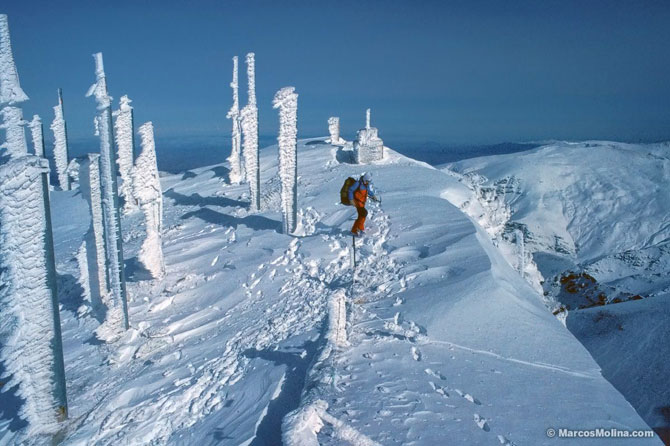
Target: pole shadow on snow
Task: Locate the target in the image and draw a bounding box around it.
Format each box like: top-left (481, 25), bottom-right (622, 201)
top-left (124, 257), bottom-right (155, 283)
top-left (181, 170), bottom-right (197, 180)
top-left (209, 165), bottom-right (231, 179)
top-left (57, 273), bottom-right (85, 316)
top-left (0, 359), bottom-right (28, 432)
top-left (164, 189), bottom-right (248, 209)
top-left (305, 139), bottom-right (327, 146)
top-left (181, 208), bottom-right (282, 233)
top-left (335, 147), bottom-right (355, 164)
top-left (242, 335), bottom-right (324, 446)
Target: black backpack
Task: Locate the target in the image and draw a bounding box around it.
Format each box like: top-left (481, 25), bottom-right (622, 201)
top-left (340, 177), bottom-right (357, 205)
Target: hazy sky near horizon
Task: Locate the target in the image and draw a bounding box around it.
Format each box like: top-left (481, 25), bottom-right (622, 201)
top-left (5, 0), bottom-right (670, 144)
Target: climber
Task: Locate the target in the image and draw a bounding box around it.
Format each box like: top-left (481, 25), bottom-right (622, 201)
top-left (348, 172), bottom-right (379, 236)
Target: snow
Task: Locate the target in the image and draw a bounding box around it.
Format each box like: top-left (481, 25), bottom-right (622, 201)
top-left (133, 121), bottom-right (165, 279)
top-left (241, 52), bottom-right (260, 210)
top-left (0, 14), bottom-right (28, 105)
top-left (87, 52), bottom-right (129, 330)
top-left (113, 95), bottom-right (138, 214)
top-left (226, 56), bottom-right (244, 184)
top-left (273, 86), bottom-right (299, 234)
top-left (50, 90), bottom-right (70, 190)
top-left (0, 156), bottom-right (67, 437)
top-left (442, 140), bottom-right (670, 438)
top-left (28, 114), bottom-right (45, 157)
top-left (0, 137), bottom-right (656, 445)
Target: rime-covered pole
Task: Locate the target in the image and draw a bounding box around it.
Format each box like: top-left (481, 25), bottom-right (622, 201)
top-left (226, 56), bottom-right (244, 184)
top-left (273, 87), bottom-right (299, 234)
top-left (0, 156), bottom-right (68, 435)
top-left (240, 52), bottom-right (260, 211)
top-left (86, 52), bottom-right (129, 330)
top-left (79, 153), bottom-right (111, 319)
top-left (0, 106), bottom-right (28, 157)
top-left (0, 15), bottom-right (29, 158)
top-left (50, 89), bottom-right (71, 190)
top-left (0, 14), bottom-right (28, 106)
top-left (133, 122), bottom-right (165, 279)
top-left (113, 95), bottom-right (138, 213)
top-left (28, 114), bottom-right (46, 157)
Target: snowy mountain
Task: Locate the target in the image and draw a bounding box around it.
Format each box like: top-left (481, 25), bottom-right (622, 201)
top-left (442, 140), bottom-right (670, 442)
top-left (1, 139), bottom-right (663, 445)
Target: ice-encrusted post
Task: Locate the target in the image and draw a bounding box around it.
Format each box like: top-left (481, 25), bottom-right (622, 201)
top-left (328, 117), bottom-right (340, 144)
top-left (113, 95), bottom-right (138, 214)
top-left (86, 52), bottom-right (129, 330)
top-left (240, 52), bottom-right (260, 211)
top-left (0, 15), bottom-right (29, 158)
top-left (50, 89), bottom-right (71, 190)
top-left (29, 114), bottom-right (45, 157)
top-left (273, 86), bottom-right (299, 234)
top-left (226, 56), bottom-right (244, 184)
top-left (0, 106), bottom-right (28, 157)
top-left (79, 154), bottom-right (111, 320)
top-left (0, 156), bottom-right (68, 435)
top-left (133, 122), bottom-right (165, 279)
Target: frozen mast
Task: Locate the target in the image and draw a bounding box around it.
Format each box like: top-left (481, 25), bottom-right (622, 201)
top-left (86, 52), bottom-right (130, 330)
top-left (227, 56), bottom-right (244, 184)
top-left (240, 52), bottom-right (260, 211)
top-left (273, 86), bottom-right (299, 234)
top-left (113, 95), bottom-right (138, 213)
top-left (51, 89), bottom-right (71, 190)
top-left (133, 122), bottom-right (165, 279)
top-left (0, 14), bottom-right (68, 436)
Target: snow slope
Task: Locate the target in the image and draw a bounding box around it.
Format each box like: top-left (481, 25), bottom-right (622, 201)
top-left (443, 140), bottom-right (670, 440)
top-left (0, 140), bottom-right (662, 445)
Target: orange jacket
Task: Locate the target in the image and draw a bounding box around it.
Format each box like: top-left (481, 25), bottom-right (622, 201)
top-left (353, 187), bottom-right (368, 208)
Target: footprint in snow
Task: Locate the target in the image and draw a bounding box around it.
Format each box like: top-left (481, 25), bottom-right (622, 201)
top-left (428, 381), bottom-right (449, 398)
top-left (411, 346), bottom-right (421, 361)
top-left (424, 368), bottom-right (446, 380)
top-left (454, 389), bottom-right (481, 405)
top-left (497, 435), bottom-right (515, 445)
top-left (473, 413), bottom-right (490, 432)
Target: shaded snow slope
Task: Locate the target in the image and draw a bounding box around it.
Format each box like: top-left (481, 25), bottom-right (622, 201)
top-left (442, 140), bottom-right (670, 440)
top-left (0, 140), bottom-right (661, 445)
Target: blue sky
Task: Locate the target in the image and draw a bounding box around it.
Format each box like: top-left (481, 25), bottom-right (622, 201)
top-left (4, 0), bottom-right (670, 145)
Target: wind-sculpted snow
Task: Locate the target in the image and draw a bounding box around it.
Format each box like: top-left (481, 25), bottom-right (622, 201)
top-left (443, 140), bottom-right (670, 439)
top-left (21, 139), bottom-right (661, 445)
top-left (113, 95), bottom-right (137, 214)
top-left (0, 156), bottom-right (67, 438)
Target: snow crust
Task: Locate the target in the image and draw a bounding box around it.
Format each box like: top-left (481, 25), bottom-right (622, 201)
top-left (0, 105), bottom-right (28, 157)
